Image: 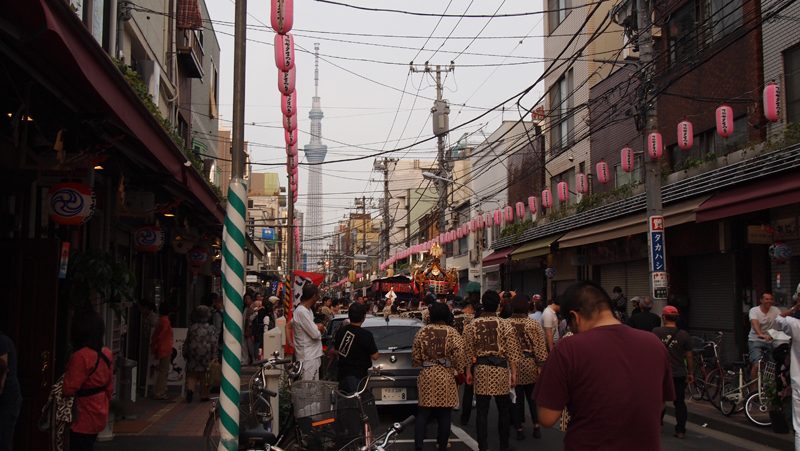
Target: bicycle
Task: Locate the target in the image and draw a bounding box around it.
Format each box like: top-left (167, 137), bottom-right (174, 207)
top-left (332, 369), bottom-right (396, 451)
top-left (204, 354), bottom-right (303, 451)
top-left (265, 415), bottom-right (416, 451)
top-left (716, 357), bottom-right (765, 416)
top-left (743, 361), bottom-right (777, 426)
top-left (688, 332), bottom-right (724, 401)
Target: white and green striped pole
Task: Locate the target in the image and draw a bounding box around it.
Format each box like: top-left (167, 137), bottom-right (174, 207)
top-left (219, 0), bottom-right (248, 447)
top-left (219, 180), bottom-right (246, 451)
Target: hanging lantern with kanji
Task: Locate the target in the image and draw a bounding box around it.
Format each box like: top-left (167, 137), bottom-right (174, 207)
top-left (286, 143), bottom-right (298, 157)
top-left (278, 67), bottom-right (296, 96)
top-left (716, 104), bottom-right (734, 138)
top-left (504, 206), bottom-right (514, 223)
top-left (541, 189), bottom-right (553, 209)
top-left (281, 91), bottom-right (297, 117)
top-left (575, 173), bottom-right (588, 194)
top-left (285, 128), bottom-right (298, 146)
top-left (134, 225), bottom-right (165, 253)
top-left (647, 131), bottom-right (663, 160)
top-left (557, 181), bottom-right (569, 202)
top-left (596, 161), bottom-right (610, 184)
top-left (528, 196), bottom-right (537, 215)
top-left (515, 202), bottom-right (526, 220)
top-left (763, 82), bottom-right (781, 123)
top-left (284, 113), bottom-right (297, 132)
top-left (677, 120), bottom-right (693, 150)
top-left (274, 33), bottom-right (295, 71)
top-left (49, 182), bottom-right (96, 225)
top-left (270, 0), bottom-right (294, 34)
top-left (494, 209), bottom-right (502, 226)
top-left (621, 147), bottom-right (635, 172)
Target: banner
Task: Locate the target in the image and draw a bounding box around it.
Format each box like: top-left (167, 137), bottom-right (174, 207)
top-left (292, 270), bottom-right (324, 306)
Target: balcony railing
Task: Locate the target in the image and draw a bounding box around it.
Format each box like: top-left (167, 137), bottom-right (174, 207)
top-left (177, 29), bottom-right (204, 79)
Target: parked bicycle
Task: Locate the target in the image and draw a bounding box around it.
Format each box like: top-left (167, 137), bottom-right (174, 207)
top-left (716, 358), bottom-right (771, 416)
top-left (688, 332), bottom-right (724, 402)
top-left (333, 369), bottom-right (395, 450)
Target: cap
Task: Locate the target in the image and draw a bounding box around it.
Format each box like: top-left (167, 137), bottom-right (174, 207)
top-left (662, 305), bottom-right (679, 316)
top-left (532, 294), bottom-right (542, 300)
top-left (268, 296), bottom-right (280, 304)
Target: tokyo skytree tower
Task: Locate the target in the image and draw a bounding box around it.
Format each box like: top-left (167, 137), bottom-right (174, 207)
top-left (303, 43), bottom-right (327, 269)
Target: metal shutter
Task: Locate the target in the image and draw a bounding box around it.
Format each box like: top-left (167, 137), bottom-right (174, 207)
top-left (687, 253), bottom-right (738, 362)
top-left (626, 260), bottom-right (651, 302)
top-left (600, 263), bottom-right (626, 298)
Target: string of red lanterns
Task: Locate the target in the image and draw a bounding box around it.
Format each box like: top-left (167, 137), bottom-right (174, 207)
top-left (272, 0), bottom-right (298, 205)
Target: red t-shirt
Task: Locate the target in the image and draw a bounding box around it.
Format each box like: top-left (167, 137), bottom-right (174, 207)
top-left (63, 347), bottom-right (114, 434)
top-left (535, 324), bottom-right (674, 451)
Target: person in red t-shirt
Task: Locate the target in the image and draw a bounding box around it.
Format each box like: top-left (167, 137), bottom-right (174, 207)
top-left (534, 281), bottom-right (674, 451)
top-left (151, 303), bottom-right (173, 400)
top-left (63, 308), bottom-right (114, 451)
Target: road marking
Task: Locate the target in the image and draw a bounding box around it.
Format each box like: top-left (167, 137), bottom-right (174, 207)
top-left (137, 402), bottom-right (180, 435)
top-left (450, 425), bottom-right (479, 451)
top-left (662, 414), bottom-right (780, 451)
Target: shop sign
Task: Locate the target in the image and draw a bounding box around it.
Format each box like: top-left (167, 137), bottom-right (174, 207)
top-left (773, 217), bottom-right (798, 241)
top-left (648, 215), bottom-right (666, 272)
top-left (652, 271), bottom-right (668, 300)
top-left (261, 227), bottom-right (276, 240)
top-left (747, 225), bottom-right (773, 244)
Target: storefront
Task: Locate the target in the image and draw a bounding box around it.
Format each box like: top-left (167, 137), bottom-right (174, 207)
top-left (481, 246), bottom-right (516, 292)
top-left (508, 235), bottom-right (561, 297)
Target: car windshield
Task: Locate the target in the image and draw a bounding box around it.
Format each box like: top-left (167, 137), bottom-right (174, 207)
top-left (365, 325), bottom-right (419, 350)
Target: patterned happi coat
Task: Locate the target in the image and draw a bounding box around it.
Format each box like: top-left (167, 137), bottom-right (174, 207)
top-left (506, 314), bottom-right (549, 385)
top-left (463, 313), bottom-right (523, 396)
top-left (412, 323), bottom-right (468, 408)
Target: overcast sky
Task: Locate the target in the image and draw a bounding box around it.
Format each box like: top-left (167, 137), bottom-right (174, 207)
top-left (206, 0), bottom-right (547, 238)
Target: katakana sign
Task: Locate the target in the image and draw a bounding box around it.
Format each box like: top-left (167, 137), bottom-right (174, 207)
top-left (648, 215), bottom-right (668, 300)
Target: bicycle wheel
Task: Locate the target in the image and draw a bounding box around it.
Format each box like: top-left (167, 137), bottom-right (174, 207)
top-left (703, 370), bottom-right (722, 406)
top-left (718, 374), bottom-right (740, 416)
top-left (203, 407), bottom-right (221, 451)
top-left (688, 369), bottom-right (706, 401)
top-left (745, 392), bottom-right (772, 427)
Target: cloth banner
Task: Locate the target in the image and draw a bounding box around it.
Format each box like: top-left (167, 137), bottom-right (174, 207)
top-left (292, 270), bottom-right (325, 306)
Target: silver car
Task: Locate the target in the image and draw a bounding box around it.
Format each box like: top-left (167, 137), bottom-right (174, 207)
top-left (360, 316), bottom-right (422, 406)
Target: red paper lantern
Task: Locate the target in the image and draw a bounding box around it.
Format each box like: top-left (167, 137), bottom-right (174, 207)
top-left (504, 206), bottom-right (514, 223)
top-left (677, 120), bottom-right (693, 150)
top-left (49, 182), bottom-right (96, 225)
top-left (278, 67), bottom-right (296, 96)
top-left (716, 105), bottom-right (734, 138)
top-left (274, 33), bottom-right (295, 71)
top-left (270, 0), bottom-right (294, 34)
top-left (764, 82), bottom-right (780, 123)
top-left (647, 131), bottom-right (663, 160)
top-left (541, 189), bottom-right (553, 209)
top-left (283, 113), bottom-right (297, 132)
top-left (134, 226), bottom-right (165, 253)
top-left (515, 202), bottom-right (526, 220)
top-left (596, 161), bottom-right (610, 184)
top-left (557, 181), bottom-right (569, 202)
top-left (575, 173), bottom-right (588, 194)
top-left (493, 209), bottom-right (501, 226)
top-left (281, 91), bottom-right (297, 117)
top-left (528, 196), bottom-right (537, 215)
top-left (286, 143), bottom-right (298, 157)
top-left (621, 147), bottom-right (634, 173)
top-left (285, 128), bottom-right (298, 146)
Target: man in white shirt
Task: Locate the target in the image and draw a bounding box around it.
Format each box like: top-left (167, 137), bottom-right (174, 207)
top-left (541, 298), bottom-right (561, 351)
top-left (292, 283), bottom-right (325, 380)
top-left (748, 291), bottom-right (780, 380)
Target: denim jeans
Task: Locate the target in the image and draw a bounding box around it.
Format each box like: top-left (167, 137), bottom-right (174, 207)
top-left (476, 394), bottom-right (511, 451)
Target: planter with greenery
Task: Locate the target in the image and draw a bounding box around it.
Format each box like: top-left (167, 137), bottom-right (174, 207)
top-left (67, 250), bottom-right (136, 314)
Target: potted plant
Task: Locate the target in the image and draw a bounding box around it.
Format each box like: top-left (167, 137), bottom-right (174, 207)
top-left (764, 377), bottom-right (790, 433)
top-left (66, 250), bottom-right (136, 313)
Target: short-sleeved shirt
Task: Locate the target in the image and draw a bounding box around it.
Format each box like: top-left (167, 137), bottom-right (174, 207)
top-left (0, 332), bottom-right (20, 402)
top-left (541, 306), bottom-right (560, 343)
top-left (334, 324), bottom-right (378, 381)
top-left (535, 324), bottom-right (674, 451)
top-left (653, 327), bottom-right (692, 377)
top-left (627, 311), bottom-right (662, 332)
top-left (749, 306), bottom-right (781, 342)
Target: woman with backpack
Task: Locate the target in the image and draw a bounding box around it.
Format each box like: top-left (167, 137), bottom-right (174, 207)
top-left (62, 308), bottom-right (113, 451)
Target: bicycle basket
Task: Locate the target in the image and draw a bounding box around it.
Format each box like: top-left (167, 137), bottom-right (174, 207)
top-left (333, 394), bottom-right (380, 449)
top-left (763, 361), bottom-right (776, 382)
top-left (292, 380), bottom-right (339, 419)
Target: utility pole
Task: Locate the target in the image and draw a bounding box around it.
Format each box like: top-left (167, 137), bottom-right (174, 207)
top-left (287, 155), bottom-right (295, 276)
top-left (636, 0), bottom-right (668, 302)
top-left (374, 158), bottom-right (397, 264)
top-left (411, 62), bottom-right (454, 245)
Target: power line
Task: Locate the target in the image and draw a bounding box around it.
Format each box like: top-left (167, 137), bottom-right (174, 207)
top-left (313, 0), bottom-right (611, 18)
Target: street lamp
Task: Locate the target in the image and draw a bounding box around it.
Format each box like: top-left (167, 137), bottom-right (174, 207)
top-left (421, 171), bottom-right (477, 196)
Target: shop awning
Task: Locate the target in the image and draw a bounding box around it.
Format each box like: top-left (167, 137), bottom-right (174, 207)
top-left (558, 196), bottom-right (710, 248)
top-left (511, 235), bottom-right (563, 261)
top-left (8, 0), bottom-right (224, 223)
top-left (696, 171), bottom-right (800, 222)
top-left (482, 246), bottom-right (517, 266)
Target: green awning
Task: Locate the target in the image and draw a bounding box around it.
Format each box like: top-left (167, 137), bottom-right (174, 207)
top-left (510, 235), bottom-right (562, 261)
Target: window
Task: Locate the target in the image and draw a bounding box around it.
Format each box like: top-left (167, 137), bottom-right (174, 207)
top-left (786, 45), bottom-right (800, 124)
top-left (705, 0), bottom-right (742, 43)
top-left (548, 0), bottom-right (570, 33)
top-left (210, 66), bottom-right (219, 118)
top-left (668, 0), bottom-right (742, 65)
top-left (549, 69), bottom-right (574, 155)
top-left (668, 3), bottom-right (697, 65)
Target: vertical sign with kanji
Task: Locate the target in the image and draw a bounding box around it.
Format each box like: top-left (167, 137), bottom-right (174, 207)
top-left (648, 215), bottom-right (668, 300)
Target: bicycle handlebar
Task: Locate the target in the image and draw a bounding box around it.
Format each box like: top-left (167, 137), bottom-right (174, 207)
top-left (370, 415), bottom-right (415, 450)
top-left (252, 357), bottom-right (294, 367)
top-left (336, 371), bottom-right (396, 400)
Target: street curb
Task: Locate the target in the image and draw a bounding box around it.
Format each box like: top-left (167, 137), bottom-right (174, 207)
top-left (664, 404), bottom-right (793, 450)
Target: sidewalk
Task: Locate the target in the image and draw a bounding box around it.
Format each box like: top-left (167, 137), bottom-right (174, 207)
top-left (665, 398), bottom-right (794, 450)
